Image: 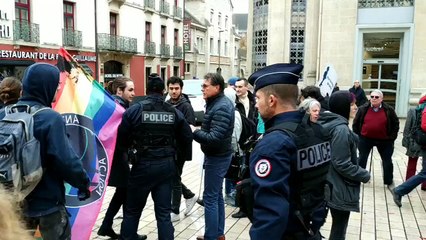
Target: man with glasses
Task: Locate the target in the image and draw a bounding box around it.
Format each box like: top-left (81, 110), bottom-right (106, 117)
top-left (352, 89), bottom-right (400, 189)
top-left (190, 73), bottom-right (235, 240)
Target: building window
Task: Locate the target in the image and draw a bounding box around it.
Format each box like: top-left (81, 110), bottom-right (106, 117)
top-left (210, 37), bottom-right (214, 54)
top-left (218, 39), bottom-right (221, 55)
top-left (218, 12), bottom-right (221, 27)
top-left (63, 2), bottom-right (74, 30)
top-left (146, 21), bottom-right (151, 41)
top-left (196, 37), bottom-right (204, 53)
top-left (224, 41), bottom-right (228, 56)
top-left (185, 63), bottom-right (191, 73)
top-left (358, 0), bottom-right (414, 8)
top-left (252, 0), bottom-right (268, 72)
top-left (235, 46), bottom-right (237, 58)
top-left (225, 16), bottom-right (228, 28)
top-left (110, 13), bottom-right (117, 35)
top-left (15, 0), bottom-right (30, 22)
top-left (174, 28), bottom-right (179, 46)
top-left (289, 0), bottom-right (306, 66)
top-left (161, 25), bottom-right (166, 44)
top-left (210, 9), bottom-right (214, 23)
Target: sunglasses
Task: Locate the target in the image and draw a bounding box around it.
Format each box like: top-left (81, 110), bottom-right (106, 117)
top-left (370, 95), bottom-right (380, 99)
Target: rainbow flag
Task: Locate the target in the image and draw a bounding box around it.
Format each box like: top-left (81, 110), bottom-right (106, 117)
top-left (53, 48), bottom-right (125, 240)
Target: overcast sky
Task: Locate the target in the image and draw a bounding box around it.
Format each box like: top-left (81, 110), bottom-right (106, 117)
top-left (233, 0), bottom-right (249, 13)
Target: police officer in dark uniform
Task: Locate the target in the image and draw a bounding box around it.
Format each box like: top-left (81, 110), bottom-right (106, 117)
top-left (248, 64), bottom-right (330, 240)
top-left (118, 74), bottom-right (193, 240)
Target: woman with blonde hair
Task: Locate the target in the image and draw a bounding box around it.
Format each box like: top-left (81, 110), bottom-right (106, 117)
top-left (0, 76), bottom-right (22, 106)
top-left (0, 185), bottom-right (32, 240)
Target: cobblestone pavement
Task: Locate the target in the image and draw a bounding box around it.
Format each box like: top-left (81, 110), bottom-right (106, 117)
top-left (91, 120), bottom-right (426, 240)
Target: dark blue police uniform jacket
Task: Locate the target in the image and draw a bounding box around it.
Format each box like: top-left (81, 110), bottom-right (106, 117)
top-left (117, 95), bottom-right (193, 159)
top-left (249, 111), bottom-right (313, 239)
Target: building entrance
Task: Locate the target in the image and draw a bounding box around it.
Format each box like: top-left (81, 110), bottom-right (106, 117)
top-left (362, 33), bottom-right (401, 108)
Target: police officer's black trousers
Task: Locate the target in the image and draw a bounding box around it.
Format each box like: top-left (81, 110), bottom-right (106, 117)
top-left (120, 158), bottom-right (176, 240)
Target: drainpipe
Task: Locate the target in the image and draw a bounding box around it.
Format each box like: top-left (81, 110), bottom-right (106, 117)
top-left (315, 0), bottom-right (323, 83)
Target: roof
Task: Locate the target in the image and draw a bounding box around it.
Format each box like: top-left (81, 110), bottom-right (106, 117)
top-left (184, 10), bottom-right (209, 27)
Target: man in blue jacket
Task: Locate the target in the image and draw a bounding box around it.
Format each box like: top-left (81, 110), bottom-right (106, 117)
top-left (0, 63), bottom-right (90, 240)
top-left (192, 73), bottom-right (235, 240)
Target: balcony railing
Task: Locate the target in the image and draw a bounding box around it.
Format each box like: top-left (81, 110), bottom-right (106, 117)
top-left (173, 6), bottom-right (183, 19)
top-left (160, 43), bottom-right (170, 58)
top-left (13, 20), bottom-right (39, 44)
top-left (160, 1), bottom-right (170, 16)
top-left (173, 46), bottom-right (183, 59)
top-left (97, 33), bottom-right (137, 53)
top-left (145, 41), bottom-right (156, 55)
top-left (145, 0), bottom-right (155, 11)
top-left (358, 0), bottom-right (414, 8)
top-left (63, 28), bottom-right (82, 48)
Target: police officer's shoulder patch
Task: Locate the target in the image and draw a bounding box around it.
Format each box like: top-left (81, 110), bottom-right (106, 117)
top-left (254, 159), bottom-right (271, 178)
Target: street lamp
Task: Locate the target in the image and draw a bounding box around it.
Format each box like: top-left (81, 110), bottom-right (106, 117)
top-left (217, 29), bottom-right (226, 75)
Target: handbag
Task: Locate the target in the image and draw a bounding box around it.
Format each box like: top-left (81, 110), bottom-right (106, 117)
top-left (225, 153), bottom-right (244, 181)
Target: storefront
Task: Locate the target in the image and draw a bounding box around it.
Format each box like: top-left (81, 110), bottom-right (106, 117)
top-left (0, 44), bottom-right (96, 80)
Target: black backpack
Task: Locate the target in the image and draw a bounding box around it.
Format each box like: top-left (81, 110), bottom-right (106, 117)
top-left (412, 106), bottom-right (426, 146)
top-left (237, 110), bottom-right (257, 150)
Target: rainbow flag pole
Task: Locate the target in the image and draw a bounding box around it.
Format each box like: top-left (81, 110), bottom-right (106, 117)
top-left (52, 48), bottom-right (125, 240)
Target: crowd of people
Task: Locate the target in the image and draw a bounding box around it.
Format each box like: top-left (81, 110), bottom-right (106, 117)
top-left (0, 61), bottom-right (426, 240)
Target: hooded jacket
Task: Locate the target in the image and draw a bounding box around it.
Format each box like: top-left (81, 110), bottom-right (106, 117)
top-left (166, 93), bottom-right (196, 125)
top-left (3, 63), bottom-right (90, 217)
top-left (166, 93), bottom-right (195, 161)
top-left (319, 112), bottom-right (370, 212)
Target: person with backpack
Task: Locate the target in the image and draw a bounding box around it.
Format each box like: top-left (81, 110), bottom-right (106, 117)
top-left (0, 63), bottom-right (90, 240)
top-left (247, 63), bottom-right (331, 240)
top-left (401, 103), bottom-right (426, 191)
top-left (392, 93), bottom-right (426, 207)
top-left (319, 91), bottom-right (371, 239)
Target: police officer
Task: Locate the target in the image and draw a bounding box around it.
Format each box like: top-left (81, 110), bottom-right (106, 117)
top-left (118, 74), bottom-right (193, 240)
top-left (248, 63), bottom-right (330, 240)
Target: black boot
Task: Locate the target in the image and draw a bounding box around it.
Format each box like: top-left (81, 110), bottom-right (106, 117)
top-left (231, 210), bottom-right (247, 218)
top-left (97, 225), bottom-right (119, 239)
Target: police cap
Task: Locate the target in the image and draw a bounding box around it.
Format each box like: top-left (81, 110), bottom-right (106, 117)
top-left (248, 63), bottom-right (303, 92)
top-left (147, 73), bottom-right (164, 93)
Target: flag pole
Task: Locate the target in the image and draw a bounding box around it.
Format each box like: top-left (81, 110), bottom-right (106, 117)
top-left (94, 0), bottom-right (99, 82)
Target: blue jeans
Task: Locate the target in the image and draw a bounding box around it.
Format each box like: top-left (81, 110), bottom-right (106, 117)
top-left (120, 158), bottom-right (175, 240)
top-left (395, 150), bottom-right (426, 196)
top-left (203, 154), bottom-right (232, 240)
top-left (358, 136), bottom-right (394, 185)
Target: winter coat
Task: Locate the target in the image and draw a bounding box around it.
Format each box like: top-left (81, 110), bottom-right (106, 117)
top-left (166, 93), bottom-right (196, 125)
top-left (352, 101), bottom-right (400, 140)
top-left (231, 110), bottom-right (242, 154)
top-left (236, 91), bottom-right (257, 123)
top-left (108, 95), bottom-right (130, 187)
top-left (320, 112), bottom-right (370, 212)
top-left (402, 108), bottom-right (423, 157)
top-left (166, 93), bottom-right (195, 161)
top-left (349, 86), bottom-right (368, 107)
top-left (193, 92), bottom-right (235, 156)
top-left (0, 63), bottom-right (89, 217)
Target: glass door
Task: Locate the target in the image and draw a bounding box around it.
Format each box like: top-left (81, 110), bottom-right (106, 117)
top-left (362, 33), bottom-right (401, 109)
top-left (362, 62), bottom-right (398, 108)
